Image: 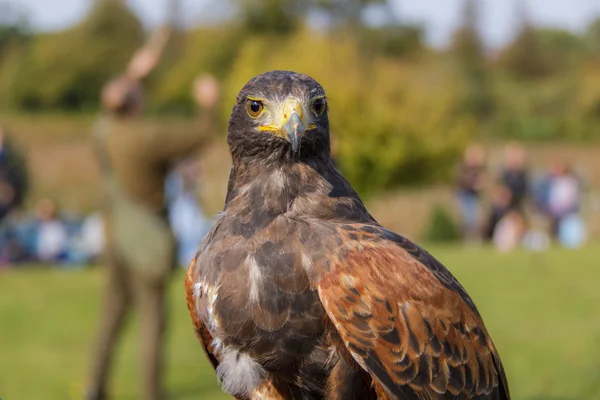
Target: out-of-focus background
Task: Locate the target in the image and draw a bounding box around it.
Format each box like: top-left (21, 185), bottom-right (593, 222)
top-left (0, 0), bottom-right (599, 399)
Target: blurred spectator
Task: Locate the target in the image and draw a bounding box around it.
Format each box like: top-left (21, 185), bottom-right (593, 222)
top-left (0, 126), bottom-right (28, 222)
top-left (500, 143), bottom-right (529, 211)
top-left (0, 211), bottom-right (30, 264)
top-left (522, 213), bottom-right (552, 252)
top-left (455, 144), bottom-right (487, 242)
top-left (545, 163), bottom-right (579, 228)
top-left (483, 184), bottom-right (512, 241)
top-left (557, 214), bottom-right (587, 248)
top-left (0, 205), bottom-right (105, 266)
top-left (79, 212), bottom-right (105, 263)
top-left (493, 210), bottom-right (526, 252)
top-left (545, 162), bottom-right (585, 244)
top-left (165, 158), bottom-right (212, 267)
top-left (33, 198), bottom-right (69, 263)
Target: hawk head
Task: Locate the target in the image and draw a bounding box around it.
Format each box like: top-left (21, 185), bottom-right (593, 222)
top-left (227, 70), bottom-right (330, 163)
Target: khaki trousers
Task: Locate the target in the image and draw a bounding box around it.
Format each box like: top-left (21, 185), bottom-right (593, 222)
top-left (87, 245), bottom-right (173, 400)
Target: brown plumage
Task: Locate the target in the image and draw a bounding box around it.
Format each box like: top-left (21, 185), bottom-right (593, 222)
top-left (185, 70), bottom-right (510, 400)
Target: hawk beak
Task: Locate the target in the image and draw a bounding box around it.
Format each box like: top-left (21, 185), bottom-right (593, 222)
top-left (283, 111), bottom-right (305, 162)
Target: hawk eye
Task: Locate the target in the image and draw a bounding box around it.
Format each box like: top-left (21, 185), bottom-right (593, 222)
top-left (312, 97), bottom-right (326, 116)
top-left (246, 99), bottom-right (264, 118)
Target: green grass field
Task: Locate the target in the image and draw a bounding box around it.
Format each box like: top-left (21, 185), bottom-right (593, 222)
top-left (1, 245), bottom-right (600, 400)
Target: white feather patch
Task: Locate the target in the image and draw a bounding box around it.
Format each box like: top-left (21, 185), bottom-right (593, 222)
top-left (193, 282), bottom-right (202, 298)
top-left (300, 252), bottom-right (312, 272)
top-left (216, 348), bottom-right (265, 396)
top-left (247, 256), bottom-right (263, 303)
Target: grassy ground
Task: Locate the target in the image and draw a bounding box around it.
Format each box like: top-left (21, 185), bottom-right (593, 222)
top-left (1, 245), bottom-right (600, 400)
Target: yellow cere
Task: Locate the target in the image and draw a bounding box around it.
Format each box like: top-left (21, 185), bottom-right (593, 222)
top-left (256, 96), bottom-right (319, 136)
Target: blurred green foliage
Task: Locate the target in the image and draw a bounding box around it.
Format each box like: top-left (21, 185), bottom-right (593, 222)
top-left (0, 0), bottom-right (600, 194)
top-left (587, 18), bottom-right (600, 55)
top-left (423, 205), bottom-right (461, 243)
top-left (451, 0), bottom-right (493, 118)
top-left (0, 2), bottom-right (29, 59)
top-left (2, 0), bottom-right (144, 111)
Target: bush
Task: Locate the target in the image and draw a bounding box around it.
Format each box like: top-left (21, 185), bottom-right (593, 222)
top-left (422, 205), bottom-right (461, 243)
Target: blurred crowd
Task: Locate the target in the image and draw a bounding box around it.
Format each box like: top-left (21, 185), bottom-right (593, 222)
top-left (456, 143), bottom-right (587, 252)
top-left (0, 127), bottom-right (212, 267)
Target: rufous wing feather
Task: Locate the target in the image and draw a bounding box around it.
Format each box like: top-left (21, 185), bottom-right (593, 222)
top-left (316, 229), bottom-right (510, 399)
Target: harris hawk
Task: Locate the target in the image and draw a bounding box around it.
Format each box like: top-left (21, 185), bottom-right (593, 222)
top-left (185, 70), bottom-right (510, 400)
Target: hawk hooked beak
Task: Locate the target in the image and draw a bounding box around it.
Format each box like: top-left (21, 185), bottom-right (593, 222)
top-left (256, 97), bottom-right (316, 162)
top-left (283, 111), bottom-right (305, 162)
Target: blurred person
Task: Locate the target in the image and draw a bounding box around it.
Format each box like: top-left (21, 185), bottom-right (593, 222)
top-left (546, 162), bottom-right (584, 242)
top-left (483, 184), bottom-right (513, 241)
top-left (87, 29), bottom-right (219, 400)
top-left (522, 212), bottom-right (552, 252)
top-left (164, 75), bottom-right (218, 267)
top-left (80, 212), bottom-right (105, 263)
top-left (165, 158), bottom-right (212, 267)
top-left (0, 210), bottom-right (31, 265)
top-left (0, 126), bottom-right (29, 222)
top-left (557, 213), bottom-right (587, 248)
top-left (32, 198), bottom-right (69, 263)
top-left (455, 143), bottom-right (487, 242)
top-left (493, 210), bottom-right (526, 253)
top-left (531, 168), bottom-right (553, 215)
top-left (167, 74), bottom-right (219, 267)
top-left (499, 142), bottom-right (529, 211)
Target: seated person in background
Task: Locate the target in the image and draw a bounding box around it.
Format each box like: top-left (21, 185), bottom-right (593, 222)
top-left (455, 144), bottom-right (487, 242)
top-left (80, 212), bottom-right (105, 263)
top-left (493, 210), bottom-right (526, 253)
top-left (33, 198), bottom-right (69, 263)
top-left (0, 210), bottom-right (31, 265)
top-left (500, 143), bottom-right (529, 211)
top-left (483, 184), bottom-right (513, 242)
top-left (546, 162), bottom-right (580, 232)
top-left (0, 126), bottom-right (29, 222)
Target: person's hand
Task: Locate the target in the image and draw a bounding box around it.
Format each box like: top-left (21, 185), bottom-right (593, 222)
top-left (127, 48), bottom-right (160, 81)
top-left (192, 74), bottom-right (219, 110)
top-left (126, 27), bottom-right (171, 81)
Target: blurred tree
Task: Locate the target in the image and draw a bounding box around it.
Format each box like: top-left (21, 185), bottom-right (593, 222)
top-left (8, 0), bottom-right (144, 111)
top-left (423, 205), bottom-right (461, 243)
top-left (311, 0), bottom-right (387, 30)
top-left (498, 1), bottom-right (548, 79)
top-left (451, 0), bottom-right (493, 118)
top-left (0, 2), bottom-right (29, 61)
top-left (536, 28), bottom-right (586, 73)
top-left (359, 24), bottom-right (425, 58)
top-left (236, 0), bottom-right (304, 35)
top-left (585, 17), bottom-right (600, 56)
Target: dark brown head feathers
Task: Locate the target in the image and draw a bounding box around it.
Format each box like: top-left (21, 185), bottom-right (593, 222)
top-left (227, 70), bottom-right (330, 165)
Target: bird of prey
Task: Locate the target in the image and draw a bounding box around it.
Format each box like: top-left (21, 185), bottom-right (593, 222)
top-left (185, 70), bottom-right (510, 400)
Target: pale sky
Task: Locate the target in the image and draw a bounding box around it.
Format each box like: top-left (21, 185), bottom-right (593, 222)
top-left (6, 0), bottom-right (600, 49)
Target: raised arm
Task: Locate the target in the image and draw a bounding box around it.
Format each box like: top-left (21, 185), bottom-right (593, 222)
top-left (143, 74), bottom-right (220, 162)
